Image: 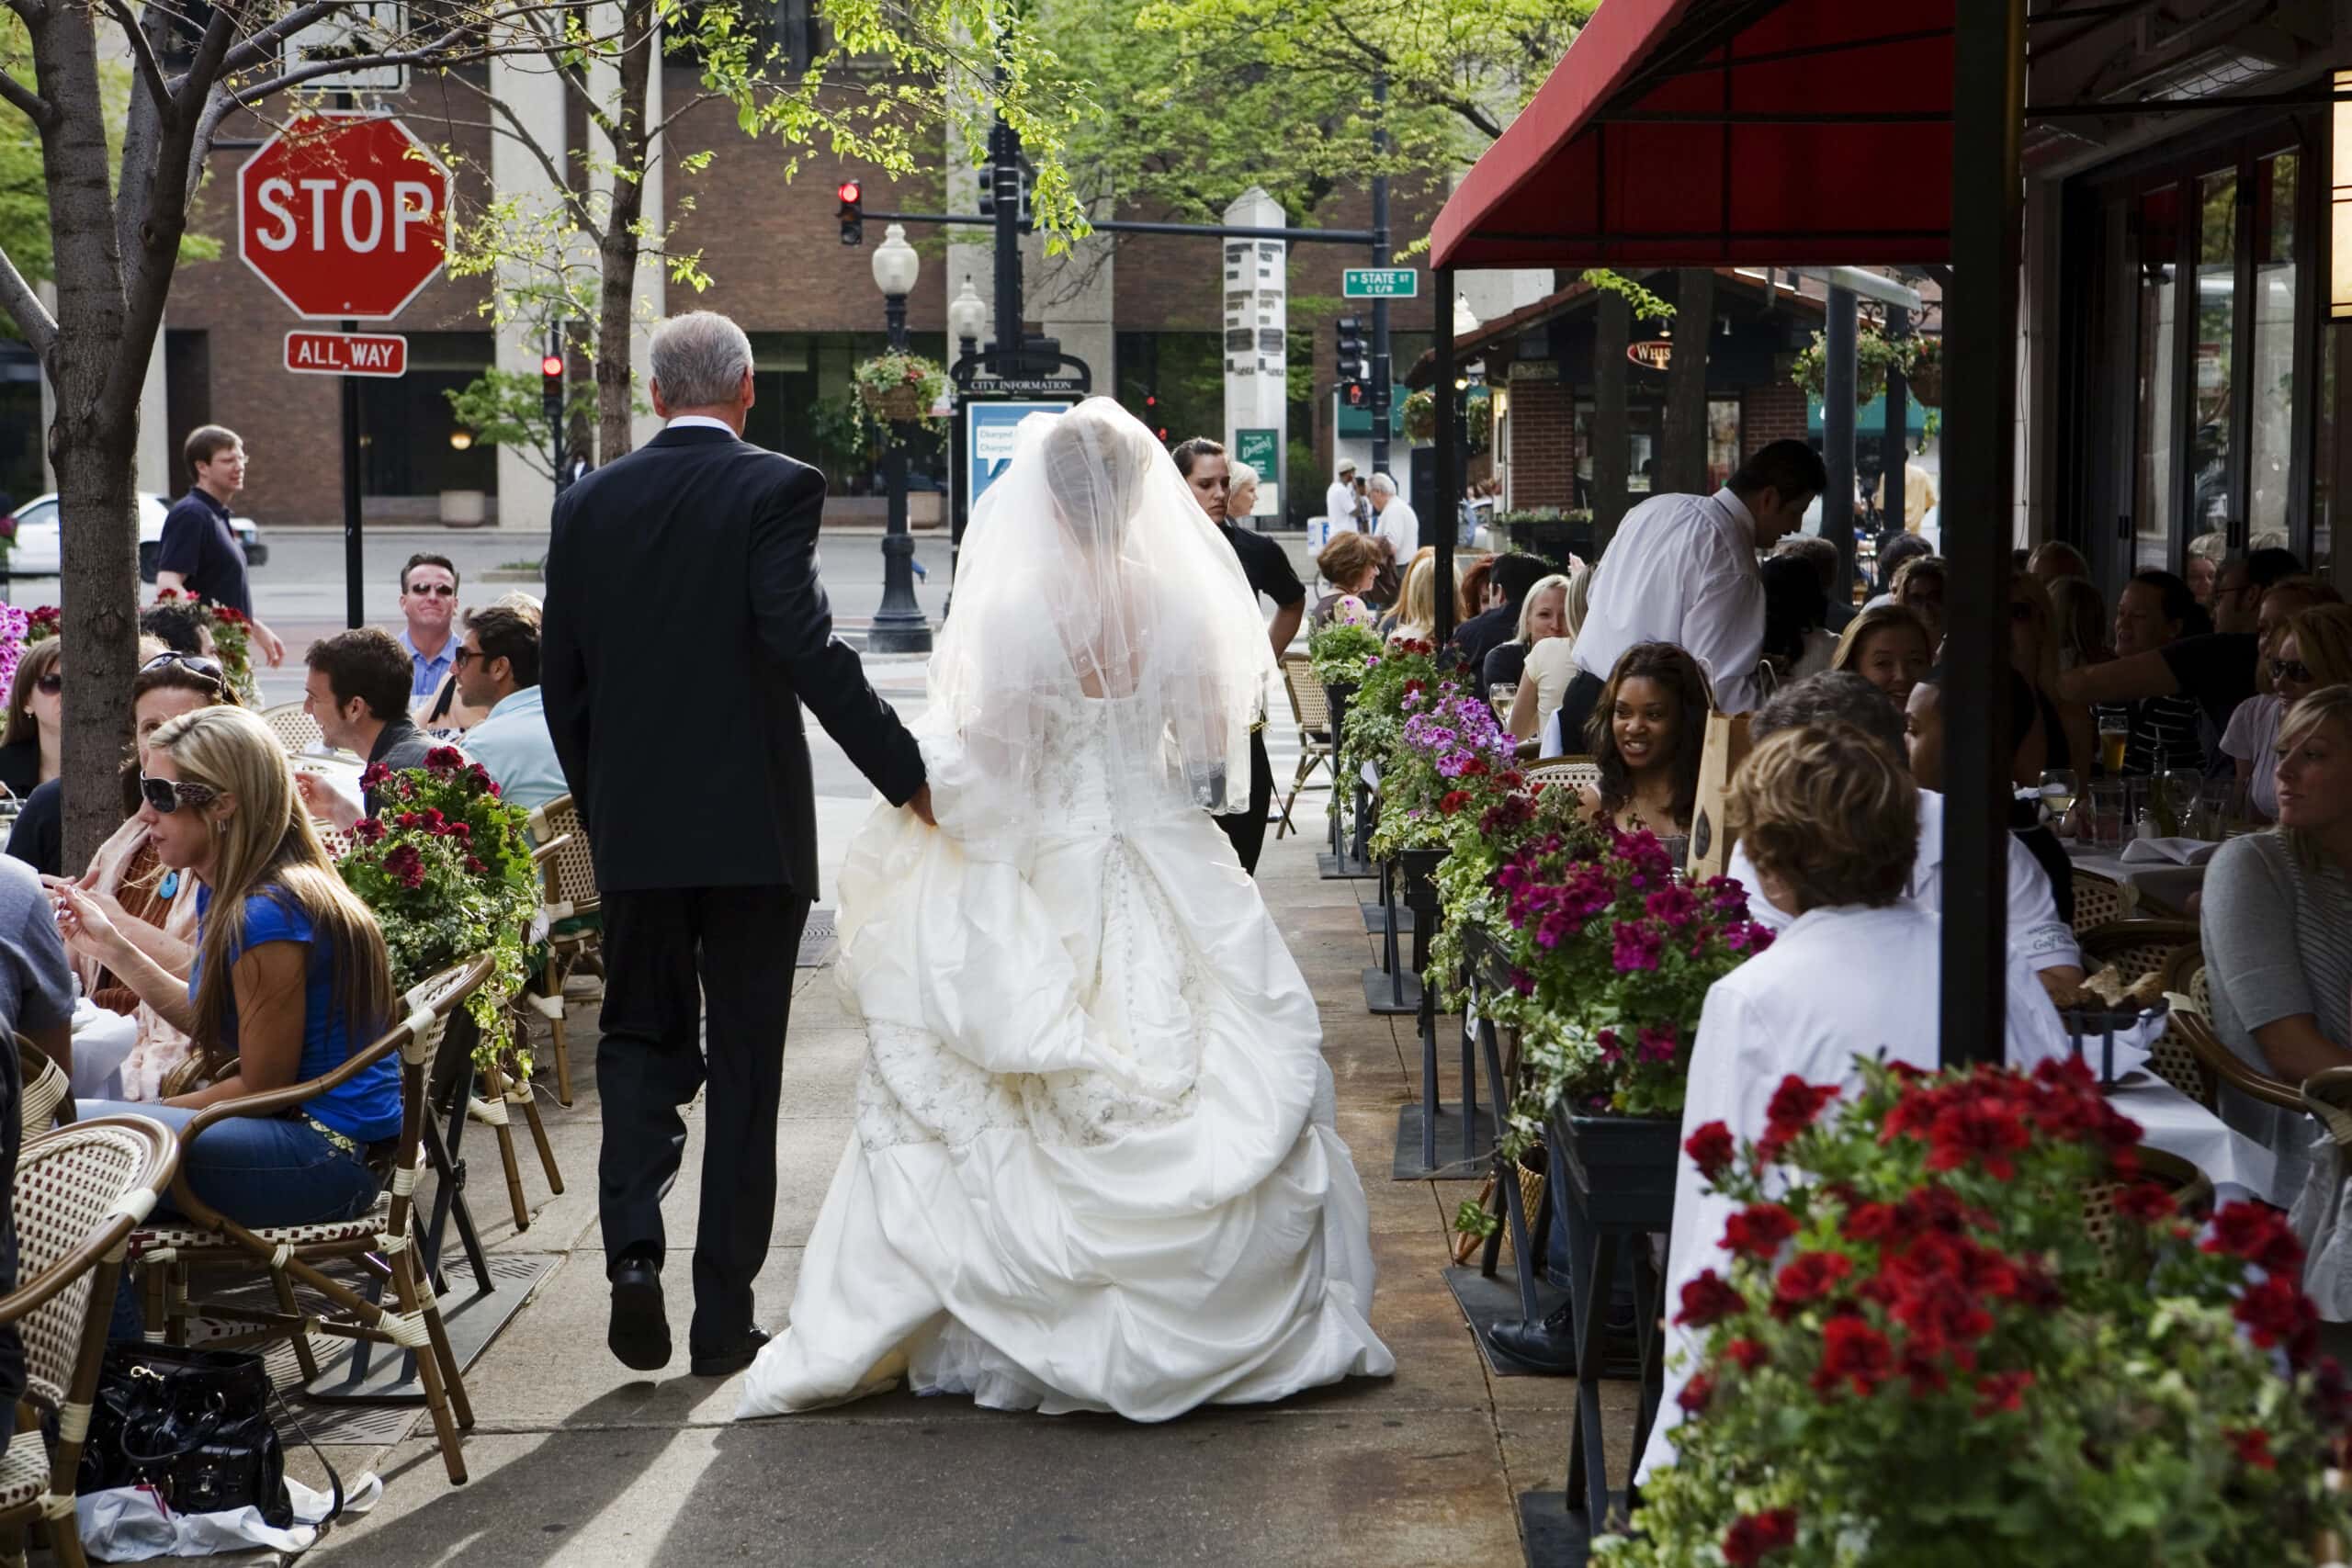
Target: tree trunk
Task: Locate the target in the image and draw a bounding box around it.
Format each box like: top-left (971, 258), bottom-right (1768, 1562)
top-left (1592, 289), bottom-right (1630, 552)
top-left (28, 5), bottom-right (143, 871)
top-left (1661, 267), bottom-right (1715, 494)
top-left (594, 0), bottom-right (656, 464)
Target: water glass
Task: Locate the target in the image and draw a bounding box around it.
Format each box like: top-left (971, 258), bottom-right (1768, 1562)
top-left (2088, 780), bottom-right (2129, 849)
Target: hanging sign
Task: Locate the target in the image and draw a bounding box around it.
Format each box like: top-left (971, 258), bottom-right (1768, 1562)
top-left (1627, 339), bottom-right (1673, 370)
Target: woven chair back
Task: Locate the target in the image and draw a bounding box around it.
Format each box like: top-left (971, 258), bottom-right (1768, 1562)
top-left (528, 795), bottom-right (601, 918)
top-left (9, 1118), bottom-right (175, 1409)
top-left (2071, 870), bottom-right (2132, 934)
top-left (1281, 654), bottom-right (1331, 739)
top-left (256, 702), bottom-right (323, 756)
top-left (15, 1036), bottom-right (69, 1141)
top-left (1525, 756), bottom-right (1601, 795)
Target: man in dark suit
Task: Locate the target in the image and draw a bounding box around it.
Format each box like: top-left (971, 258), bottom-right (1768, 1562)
top-left (543, 310), bottom-right (933, 1379)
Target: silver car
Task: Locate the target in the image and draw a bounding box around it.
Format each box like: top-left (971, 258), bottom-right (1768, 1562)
top-left (6, 491), bottom-right (269, 581)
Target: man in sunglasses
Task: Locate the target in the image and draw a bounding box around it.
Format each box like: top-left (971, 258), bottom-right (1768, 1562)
top-left (395, 554), bottom-right (461, 705)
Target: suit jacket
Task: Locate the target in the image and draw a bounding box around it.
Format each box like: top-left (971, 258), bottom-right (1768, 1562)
top-left (541, 424), bottom-right (925, 895)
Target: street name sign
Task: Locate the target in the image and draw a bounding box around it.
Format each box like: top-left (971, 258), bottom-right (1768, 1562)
top-left (283, 1), bottom-right (408, 92)
top-left (239, 113), bottom-right (450, 321)
top-left (1342, 268), bottom-right (1419, 299)
top-left (285, 331), bottom-right (408, 378)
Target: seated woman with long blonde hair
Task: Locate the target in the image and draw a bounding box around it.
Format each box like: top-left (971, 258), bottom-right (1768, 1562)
top-left (59, 705), bottom-right (401, 1233)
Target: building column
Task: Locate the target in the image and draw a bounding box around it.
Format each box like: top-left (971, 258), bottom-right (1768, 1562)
top-left (489, 54), bottom-right (567, 527)
top-left (1221, 186), bottom-right (1286, 520)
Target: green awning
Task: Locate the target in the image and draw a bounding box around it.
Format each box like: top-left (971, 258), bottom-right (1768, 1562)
top-left (1808, 393), bottom-right (1930, 437)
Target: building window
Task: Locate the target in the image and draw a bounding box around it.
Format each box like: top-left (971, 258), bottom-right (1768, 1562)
top-left (741, 331), bottom-right (945, 495)
top-left (358, 332), bottom-right (500, 499)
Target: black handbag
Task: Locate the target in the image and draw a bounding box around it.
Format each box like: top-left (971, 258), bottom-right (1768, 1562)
top-left (71, 1342), bottom-right (339, 1527)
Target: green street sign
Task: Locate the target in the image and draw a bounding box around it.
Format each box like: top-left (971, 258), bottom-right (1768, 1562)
top-left (1342, 268), bottom-right (1419, 299)
top-left (1236, 427), bottom-right (1281, 474)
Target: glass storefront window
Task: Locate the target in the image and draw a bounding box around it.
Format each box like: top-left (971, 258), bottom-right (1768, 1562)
top-left (2247, 150), bottom-right (2299, 549)
top-left (2188, 167), bottom-right (2238, 540)
top-left (2133, 186), bottom-right (2178, 570)
top-left (1575, 402), bottom-right (1662, 495)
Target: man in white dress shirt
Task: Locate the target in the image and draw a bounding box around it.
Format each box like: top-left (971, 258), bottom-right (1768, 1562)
top-left (1555, 440), bottom-right (1826, 742)
top-left (1323, 457), bottom-right (1361, 549)
top-left (1639, 725), bottom-right (2073, 1488)
top-left (1368, 472), bottom-right (1418, 560)
top-left (1724, 673), bottom-right (2085, 997)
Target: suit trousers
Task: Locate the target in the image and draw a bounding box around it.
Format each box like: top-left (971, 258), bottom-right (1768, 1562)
top-left (1213, 729), bottom-right (1275, 875)
top-left (597, 884), bottom-right (810, 1350)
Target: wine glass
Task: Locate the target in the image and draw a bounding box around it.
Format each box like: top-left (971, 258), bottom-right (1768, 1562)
top-left (2039, 768), bottom-right (2079, 835)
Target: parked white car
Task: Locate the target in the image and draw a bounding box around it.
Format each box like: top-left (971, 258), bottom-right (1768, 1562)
top-left (5, 491), bottom-right (269, 581)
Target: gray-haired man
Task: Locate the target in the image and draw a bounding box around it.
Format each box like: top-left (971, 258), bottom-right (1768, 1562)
top-left (542, 310), bottom-right (935, 1380)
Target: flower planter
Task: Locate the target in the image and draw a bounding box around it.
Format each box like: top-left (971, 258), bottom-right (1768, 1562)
top-left (1397, 846), bottom-right (1445, 917)
top-left (1905, 358), bottom-right (1941, 407)
top-left (1549, 1102), bottom-right (1679, 1231)
top-left (1498, 515), bottom-right (1596, 570)
top-left (862, 383), bottom-right (927, 421)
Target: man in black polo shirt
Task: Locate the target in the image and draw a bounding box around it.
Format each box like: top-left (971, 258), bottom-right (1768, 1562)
top-left (294, 627), bottom-right (445, 833)
top-left (156, 426), bottom-right (284, 666)
top-left (1171, 436), bottom-right (1305, 876)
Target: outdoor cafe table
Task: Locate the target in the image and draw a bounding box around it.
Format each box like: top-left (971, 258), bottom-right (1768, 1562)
top-left (2066, 839), bottom-right (2209, 918)
top-left (2109, 1072), bottom-right (2282, 1208)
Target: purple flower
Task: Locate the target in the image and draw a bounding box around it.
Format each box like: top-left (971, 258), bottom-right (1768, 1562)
top-left (1637, 1024), bottom-right (1679, 1064)
top-left (1724, 921), bottom-right (1776, 955)
top-left (1597, 1028), bottom-right (1623, 1066)
top-left (1645, 884), bottom-right (1701, 931)
top-left (1611, 919), bottom-right (1664, 973)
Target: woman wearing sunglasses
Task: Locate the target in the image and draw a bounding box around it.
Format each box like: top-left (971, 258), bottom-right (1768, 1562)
top-left (27, 652), bottom-right (243, 1097)
top-left (0, 639), bottom-right (62, 799)
top-left (2222, 602), bottom-right (2352, 823)
top-left (55, 705), bottom-right (401, 1246)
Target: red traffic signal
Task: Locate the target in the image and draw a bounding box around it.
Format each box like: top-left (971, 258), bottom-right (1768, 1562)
top-left (836, 180), bottom-right (861, 205)
top-left (836, 179), bottom-right (864, 246)
top-left (539, 354), bottom-right (564, 378)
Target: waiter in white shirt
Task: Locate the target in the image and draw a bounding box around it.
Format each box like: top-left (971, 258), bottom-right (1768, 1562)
top-left (1555, 439), bottom-right (1825, 743)
top-left (1323, 457), bottom-right (1361, 547)
top-left (1368, 471), bottom-right (1418, 559)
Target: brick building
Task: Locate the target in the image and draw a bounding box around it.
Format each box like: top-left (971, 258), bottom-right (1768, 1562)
top-left (43, 54), bottom-right (1465, 533)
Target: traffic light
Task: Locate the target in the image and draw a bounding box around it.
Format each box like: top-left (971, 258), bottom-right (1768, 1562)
top-left (1335, 315), bottom-right (1368, 394)
top-left (540, 351), bottom-right (563, 426)
top-left (836, 179), bottom-right (863, 246)
top-left (978, 161), bottom-right (1033, 231)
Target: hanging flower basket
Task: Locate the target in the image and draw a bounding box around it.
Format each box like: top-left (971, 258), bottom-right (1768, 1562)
top-left (853, 352), bottom-right (948, 423)
top-left (1906, 337), bottom-right (1942, 406)
top-left (1400, 389), bottom-right (1437, 443)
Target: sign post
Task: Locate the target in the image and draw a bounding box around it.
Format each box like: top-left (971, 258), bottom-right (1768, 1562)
top-left (239, 112), bottom-right (448, 626)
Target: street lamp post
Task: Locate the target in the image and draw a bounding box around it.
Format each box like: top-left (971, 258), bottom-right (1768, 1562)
top-left (944, 276), bottom-right (990, 612)
top-left (867, 223), bottom-right (932, 655)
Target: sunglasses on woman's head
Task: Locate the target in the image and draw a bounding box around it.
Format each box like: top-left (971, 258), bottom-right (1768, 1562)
top-left (139, 773), bottom-right (218, 815)
top-left (139, 650), bottom-right (225, 690)
top-left (2273, 658), bottom-right (2314, 683)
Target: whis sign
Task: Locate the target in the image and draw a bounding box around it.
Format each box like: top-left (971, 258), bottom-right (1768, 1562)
top-left (285, 331), bottom-right (407, 378)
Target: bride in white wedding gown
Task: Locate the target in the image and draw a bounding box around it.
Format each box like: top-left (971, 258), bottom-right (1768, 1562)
top-left (736, 399), bottom-right (1393, 1421)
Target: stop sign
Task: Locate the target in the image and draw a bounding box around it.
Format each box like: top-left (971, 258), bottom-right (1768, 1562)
top-left (238, 112), bottom-right (450, 321)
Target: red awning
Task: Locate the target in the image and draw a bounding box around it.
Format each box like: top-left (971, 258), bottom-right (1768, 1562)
top-left (1430, 0), bottom-right (1956, 272)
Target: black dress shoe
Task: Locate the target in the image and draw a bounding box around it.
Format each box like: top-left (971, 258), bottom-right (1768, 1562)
top-left (607, 1257), bottom-right (671, 1372)
top-left (1484, 1303), bottom-right (1578, 1375)
top-left (689, 1325), bottom-right (770, 1378)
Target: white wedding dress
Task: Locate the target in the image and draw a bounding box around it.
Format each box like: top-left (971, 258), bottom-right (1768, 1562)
top-left (736, 401), bottom-right (1393, 1423)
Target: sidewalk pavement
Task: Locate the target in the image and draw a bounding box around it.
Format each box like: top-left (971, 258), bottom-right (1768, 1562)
top-left (304, 792), bottom-right (1623, 1566)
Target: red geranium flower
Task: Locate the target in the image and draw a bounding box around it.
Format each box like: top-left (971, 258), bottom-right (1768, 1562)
top-left (1772, 1251), bottom-right (1853, 1316)
top-left (1438, 790), bottom-right (1473, 815)
top-left (1723, 1202), bottom-right (1798, 1260)
top-left (1724, 1337), bottom-right (1769, 1372)
top-left (1765, 1076), bottom-right (1840, 1142)
top-left (1722, 1508), bottom-right (1798, 1565)
top-left (1811, 1314), bottom-right (1892, 1396)
top-left (1841, 1202), bottom-right (1899, 1244)
top-left (352, 817), bottom-right (387, 845)
top-left (2114, 1183), bottom-right (2176, 1224)
top-left (2206, 1201), bottom-right (2305, 1276)
top-left (2227, 1426), bottom-right (2277, 1472)
top-left (1684, 1121), bottom-right (1736, 1180)
top-left (1676, 1269), bottom-right (1745, 1328)
top-left (1970, 1369), bottom-right (2034, 1416)
top-left (2235, 1274), bottom-right (2320, 1362)
top-left (1677, 1372), bottom-right (1713, 1415)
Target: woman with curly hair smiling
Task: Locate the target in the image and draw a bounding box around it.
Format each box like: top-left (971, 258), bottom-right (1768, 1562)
top-left (1577, 641), bottom-right (1713, 843)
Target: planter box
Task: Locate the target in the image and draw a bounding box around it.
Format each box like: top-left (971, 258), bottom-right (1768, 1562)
top-left (1498, 516), bottom-right (1596, 570)
top-left (1397, 846), bottom-right (1446, 917)
top-left (1549, 1103), bottom-right (1679, 1231)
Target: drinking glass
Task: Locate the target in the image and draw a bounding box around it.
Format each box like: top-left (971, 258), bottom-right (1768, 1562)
top-left (1488, 683), bottom-right (1518, 723)
top-left (2097, 711), bottom-right (2130, 777)
top-left (2155, 769), bottom-right (2199, 835)
top-left (2088, 780), bottom-right (2129, 849)
top-left (2038, 768), bottom-right (2080, 835)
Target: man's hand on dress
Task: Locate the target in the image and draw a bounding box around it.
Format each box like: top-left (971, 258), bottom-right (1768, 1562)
top-left (907, 784), bottom-right (936, 827)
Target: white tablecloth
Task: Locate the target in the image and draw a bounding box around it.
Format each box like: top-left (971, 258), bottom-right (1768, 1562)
top-left (292, 750), bottom-right (365, 815)
top-left (2108, 1074), bottom-right (2281, 1207)
top-left (2067, 842), bottom-right (2206, 918)
top-left (69, 998), bottom-right (138, 1100)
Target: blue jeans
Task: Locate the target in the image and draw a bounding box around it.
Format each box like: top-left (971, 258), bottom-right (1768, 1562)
top-left (82, 1101), bottom-right (384, 1339)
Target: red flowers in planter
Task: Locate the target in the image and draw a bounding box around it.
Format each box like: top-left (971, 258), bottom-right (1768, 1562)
top-left (1721, 1507), bottom-right (1798, 1564)
top-left (1723, 1202), bottom-right (1798, 1259)
top-left (1685, 1121), bottom-right (1736, 1180)
top-left (1677, 1269), bottom-right (1745, 1328)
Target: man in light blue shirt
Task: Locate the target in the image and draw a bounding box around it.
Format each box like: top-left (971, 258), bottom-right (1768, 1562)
top-left (396, 552), bottom-right (460, 705)
top-left (453, 604), bottom-right (566, 816)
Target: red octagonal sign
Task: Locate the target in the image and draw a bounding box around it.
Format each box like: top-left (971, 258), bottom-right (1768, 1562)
top-left (238, 112), bottom-right (450, 321)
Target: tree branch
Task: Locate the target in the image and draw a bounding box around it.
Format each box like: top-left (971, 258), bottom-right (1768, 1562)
top-left (441, 68), bottom-right (607, 243)
top-left (227, 20), bottom-right (624, 107)
top-left (0, 65), bottom-right (51, 125)
top-left (98, 0), bottom-right (175, 118)
top-left (0, 244), bottom-right (56, 357)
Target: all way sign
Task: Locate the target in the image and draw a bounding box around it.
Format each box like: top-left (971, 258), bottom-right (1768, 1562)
top-left (285, 331), bottom-right (407, 378)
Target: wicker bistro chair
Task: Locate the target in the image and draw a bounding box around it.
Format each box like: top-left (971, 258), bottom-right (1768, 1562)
top-left (14, 1038), bottom-right (70, 1143)
top-left (255, 702), bottom-right (324, 757)
top-left (2070, 869), bottom-right (2134, 935)
top-left (1274, 654), bottom-right (1337, 841)
top-left (1524, 755), bottom-right (1601, 795)
top-left (0, 1115), bottom-right (178, 1566)
top-left (524, 797), bottom-right (601, 1108)
top-left (2072, 921), bottom-right (2207, 1107)
top-left (129, 954), bottom-right (493, 1486)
